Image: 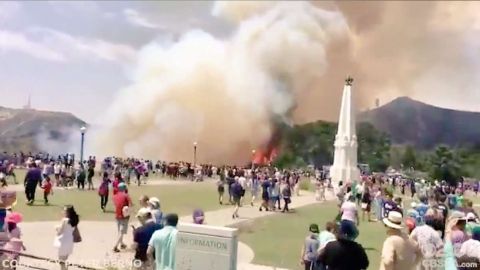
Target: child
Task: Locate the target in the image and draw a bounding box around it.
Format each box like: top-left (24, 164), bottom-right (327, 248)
top-left (98, 173), bottom-right (111, 212)
top-left (41, 176), bottom-right (53, 204)
top-left (192, 209), bottom-right (205, 224)
top-left (4, 212), bottom-right (26, 269)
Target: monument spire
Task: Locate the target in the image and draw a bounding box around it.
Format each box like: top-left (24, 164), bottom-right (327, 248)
top-left (330, 77), bottom-right (360, 186)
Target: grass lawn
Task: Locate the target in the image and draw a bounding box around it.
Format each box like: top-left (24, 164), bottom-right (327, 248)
top-left (12, 181), bottom-right (227, 221)
top-left (238, 202), bottom-right (385, 270)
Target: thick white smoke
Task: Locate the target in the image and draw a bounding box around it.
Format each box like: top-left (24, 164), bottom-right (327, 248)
top-left (95, 1), bottom-right (348, 164)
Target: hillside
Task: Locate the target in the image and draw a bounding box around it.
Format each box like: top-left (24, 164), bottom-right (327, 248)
top-left (0, 106), bottom-right (86, 153)
top-left (360, 97), bottom-right (480, 149)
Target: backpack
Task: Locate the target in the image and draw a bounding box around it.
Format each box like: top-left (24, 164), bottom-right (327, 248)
top-left (98, 182), bottom-right (108, 196)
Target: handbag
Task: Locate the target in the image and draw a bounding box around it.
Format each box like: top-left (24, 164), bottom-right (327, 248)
top-left (73, 226), bottom-right (82, 243)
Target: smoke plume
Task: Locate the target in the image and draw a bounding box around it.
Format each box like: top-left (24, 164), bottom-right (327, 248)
top-left (95, 1), bottom-right (348, 164)
top-left (294, 1), bottom-right (480, 123)
top-left (96, 1), bottom-right (480, 163)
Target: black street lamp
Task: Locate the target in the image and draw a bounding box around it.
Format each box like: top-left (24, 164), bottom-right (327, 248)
top-left (80, 126), bottom-right (87, 164)
top-left (193, 141), bottom-right (197, 167)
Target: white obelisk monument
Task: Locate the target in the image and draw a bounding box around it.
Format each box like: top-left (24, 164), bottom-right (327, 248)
top-left (330, 77), bottom-right (360, 187)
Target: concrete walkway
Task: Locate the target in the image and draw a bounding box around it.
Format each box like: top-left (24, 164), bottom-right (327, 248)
top-left (15, 187), bottom-right (333, 270)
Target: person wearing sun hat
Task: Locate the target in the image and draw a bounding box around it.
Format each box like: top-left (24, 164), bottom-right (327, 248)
top-left (132, 208), bottom-right (162, 269)
top-left (380, 211), bottom-right (421, 270)
top-left (148, 197), bottom-right (163, 225)
top-left (318, 220), bottom-right (369, 270)
top-left (3, 211), bottom-right (26, 266)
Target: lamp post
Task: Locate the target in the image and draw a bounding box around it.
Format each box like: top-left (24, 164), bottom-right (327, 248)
top-left (193, 142), bottom-right (197, 167)
top-left (251, 149), bottom-right (256, 171)
top-left (80, 126), bottom-right (86, 164)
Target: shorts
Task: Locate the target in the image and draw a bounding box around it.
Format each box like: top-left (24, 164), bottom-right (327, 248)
top-left (233, 197), bottom-right (241, 206)
top-left (339, 219), bottom-right (358, 240)
top-left (262, 192), bottom-right (269, 201)
top-left (116, 218), bottom-right (129, 234)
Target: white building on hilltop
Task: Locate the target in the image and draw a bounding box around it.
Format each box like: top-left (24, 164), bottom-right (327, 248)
top-left (330, 77), bottom-right (360, 186)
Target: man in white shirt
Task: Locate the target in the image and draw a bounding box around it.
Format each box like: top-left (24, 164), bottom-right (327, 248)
top-left (238, 176), bottom-right (247, 205)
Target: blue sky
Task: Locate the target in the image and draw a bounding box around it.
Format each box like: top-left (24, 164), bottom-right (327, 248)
top-left (0, 1), bottom-right (233, 122)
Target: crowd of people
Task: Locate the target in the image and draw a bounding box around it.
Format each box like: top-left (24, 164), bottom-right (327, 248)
top-left (300, 174), bottom-right (480, 270)
top-left (7, 150), bottom-right (480, 270)
top-left (214, 166), bottom-right (303, 218)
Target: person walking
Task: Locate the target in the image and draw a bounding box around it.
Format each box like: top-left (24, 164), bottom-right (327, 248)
top-left (216, 179), bottom-right (225, 205)
top-left (361, 187), bottom-right (372, 222)
top-left (271, 179), bottom-right (281, 210)
top-left (132, 209), bottom-right (163, 270)
top-left (281, 180), bottom-right (291, 213)
top-left (98, 173), bottom-right (111, 212)
top-left (113, 183), bottom-right (131, 253)
top-left (259, 177), bottom-right (270, 212)
top-left (318, 222), bottom-right (369, 270)
top-left (300, 224), bottom-right (320, 270)
top-left (238, 175), bottom-right (247, 206)
top-left (410, 210), bottom-right (444, 269)
top-left (24, 162), bottom-right (42, 205)
top-left (380, 211), bottom-right (422, 270)
top-left (339, 195), bottom-right (360, 240)
top-left (53, 205), bottom-right (79, 270)
top-left (231, 179), bottom-right (242, 219)
top-left (87, 165), bottom-right (95, 190)
top-left (76, 164), bottom-right (86, 190)
top-left (41, 176), bottom-right (53, 205)
top-left (148, 197), bottom-right (163, 225)
top-left (148, 214), bottom-right (178, 270)
top-left (250, 174), bottom-right (259, 207)
top-left (319, 181), bottom-right (326, 201)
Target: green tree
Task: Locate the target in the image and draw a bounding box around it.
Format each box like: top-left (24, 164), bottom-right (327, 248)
top-left (357, 122), bottom-right (391, 172)
top-left (402, 145), bottom-right (418, 169)
top-left (428, 145), bottom-right (463, 186)
top-left (274, 121), bottom-right (392, 171)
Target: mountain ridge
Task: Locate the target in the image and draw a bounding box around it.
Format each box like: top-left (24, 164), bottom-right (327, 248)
top-left (359, 96), bottom-right (480, 149)
top-left (0, 106), bottom-right (86, 153)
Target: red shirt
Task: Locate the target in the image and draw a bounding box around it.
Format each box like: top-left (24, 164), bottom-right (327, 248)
top-left (113, 191), bottom-right (131, 219)
top-left (43, 181), bottom-right (52, 194)
top-left (112, 179), bottom-right (119, 195)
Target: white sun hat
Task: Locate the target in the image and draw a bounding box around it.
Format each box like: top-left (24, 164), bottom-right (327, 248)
top-left (148, 197), bottom-right (160, 209)
top-left (383, 211), bottom-right (404, 230)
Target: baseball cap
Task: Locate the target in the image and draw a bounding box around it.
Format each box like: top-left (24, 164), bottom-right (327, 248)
top-left (309, 224), bottom-right (319, 234)
top-left (118, 182), bottom-right (127, 191)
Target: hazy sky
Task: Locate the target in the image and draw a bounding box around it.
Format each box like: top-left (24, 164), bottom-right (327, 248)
top-left (0, 1), bottom-right (233, 122)
top-left (1, 1), bottom-right (479, 124)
